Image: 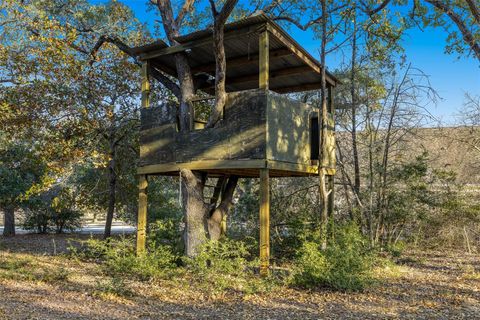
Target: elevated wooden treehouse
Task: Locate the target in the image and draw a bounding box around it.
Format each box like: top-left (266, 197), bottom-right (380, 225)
top-left (133, 14), bottom-right (338, 275)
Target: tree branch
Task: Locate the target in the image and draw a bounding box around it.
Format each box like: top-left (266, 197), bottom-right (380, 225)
top-left (216, 0), bottom-right (238, 25)
top-left (218, 176), bottom-right (239, 211)
top-left (208, 0), bottom-right (218, 17)
top-left (272, 3), bottom-right (349, 31)
top-left (90, 35), bottom-right (181, 99)
top-left (465, 0), bottom-right (480, 25)
top-left (359, 0), bottom-right (392, 16)
top-left (175, 0), bottom-right (196, 27)
top-left (425, 0), bottom-right (480, 62)
top-left (205, 0), bottom-right (239, 128)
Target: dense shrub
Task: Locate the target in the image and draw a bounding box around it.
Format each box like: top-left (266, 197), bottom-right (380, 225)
top-left (184, 239), bottom-right (272, 293)
top-left (23, 206), bottom-right (82, 233)
top-left (23, 207), bottom-right (51, 233)
top-left (23, 187), bottom-right (82, 234)
top-left (53, 208), bottom-right (82, 233)
top-left (185, 238), bottom-right (251, 276)
top-left (71, 236), bottom-right (177, 281)
top-left (292, 223), bottom-right (375, 291)
top-left (71, 236), bottom-right (273, 294)
top-left (149, 219), bottom-right (183, 254)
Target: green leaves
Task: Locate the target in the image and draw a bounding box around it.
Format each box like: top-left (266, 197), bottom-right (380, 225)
top-left (0, 139), bottom-right (48, 207)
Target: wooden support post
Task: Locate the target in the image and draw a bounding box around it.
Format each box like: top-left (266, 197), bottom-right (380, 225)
top-left (259, 30), bottom-right (269, 90)
top-left (259, 168), bottom-right (270, 276)
top-left (141, 60), bottom-right (151, 109)
top-left (136, 175), bottom-right (148, 255)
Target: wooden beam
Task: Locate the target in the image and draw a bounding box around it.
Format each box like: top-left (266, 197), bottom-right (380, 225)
top-left (273, 82), bottom-right (323, 94)
top-left (198, 66), bottom-right (313, 89)
top-left (267, 24), bottom-right (336, 87)
top-left (140, 26), bottom-right (259, 60)
top-left (138, 159), bottom-right (268, 175)
top-left (191, 48), bottom-right (292, 73)
top-left (267, 160), bottom-right (318, 174)
top-left (259, 30), bottom-right (269, 90)
top-left (259, 168), bottom-right (270, 276)
top-left (151, 60), bottom-right (177, 77)
top-left (141, 61), bottom-right (150, 109)
top-left (136, 175), bottom-right (148, 255)
top-left (138, 159), bottom-right (322, 176)
top-left (235, 66), bottom-right (313, 85)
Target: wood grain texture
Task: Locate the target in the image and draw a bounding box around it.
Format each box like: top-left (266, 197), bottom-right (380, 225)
top-left (141, 61), bottom-right (150, 109)
top-left (266, 92), bottom-right (314, 165)
top-left (259, 168), bottom-right (270, 276)
top-left (136, 175), bottom-right (148, 255)
top-left (259, 30), bottom-right (269, 90)
top-left (138, 89), bottom-right (336, 177)
top-left (140, 90), bottom-right (267, 167)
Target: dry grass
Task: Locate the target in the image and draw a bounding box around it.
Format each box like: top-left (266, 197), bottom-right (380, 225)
top-left (0, 234), bottom-right (479, 319)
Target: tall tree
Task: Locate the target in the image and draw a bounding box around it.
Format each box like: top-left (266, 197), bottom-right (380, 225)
top-left (0, 139), bottom-right (47, 236)
top-left (360, 0), bottom-right (480, 63)
top-left (264, 0), bottom-right (350, 248)
top-left (147, 0), bottom-right (240, 256)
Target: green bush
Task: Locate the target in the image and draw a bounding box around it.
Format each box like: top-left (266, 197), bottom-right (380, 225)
top-left (23, 206), bottom-right (82, 233)
top-left (149, 219), bottom-right (183, 254)
top-left (23, 207), bottom-right (51, 233)
top-left (94, 277), bottom-right (133, 298)
top-left (53, 208), bottom-right (82, 233)
top-left (23, 188), bottom-right (82, 234)
top-left (292, 222), bottom-right (375, 291)
top-left (184, 239), bottom-right (269, 293)
top-left (386, 241), bottom-right (406, 258)
top-left (71, 236), bottom-right (177, 281)
top-left (185, 238), bottom-right (251, 276)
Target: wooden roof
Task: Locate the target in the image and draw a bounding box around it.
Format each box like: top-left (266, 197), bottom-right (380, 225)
top-left (132, 14), bottom-right (338, 94)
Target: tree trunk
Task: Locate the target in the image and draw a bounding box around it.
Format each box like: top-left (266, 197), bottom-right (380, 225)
top-left (207, 176), bottom-right (238, 240)
top-left (319, 0), bottom-right (329, 250)
top-left (3, 206), bottom-right (15, 236)
top-left (176, 54), bottom-right (195, 131)
top-left (154, 0), bottom-right (238, 257)
top-left (206, 17), bottom-right (227, 128)
top-left (350, 11), bottom-right (360, 198)
top-left (104, 146), bottom-right (116, 239)
top-left (181, 169), bottom-right (209, 257)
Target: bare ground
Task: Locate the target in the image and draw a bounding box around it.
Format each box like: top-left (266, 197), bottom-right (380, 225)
top-left (0, 234), bottom-right (479, 320)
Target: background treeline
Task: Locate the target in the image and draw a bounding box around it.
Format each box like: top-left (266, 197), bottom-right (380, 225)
top-left (1, 0), bottom-right (479, 290)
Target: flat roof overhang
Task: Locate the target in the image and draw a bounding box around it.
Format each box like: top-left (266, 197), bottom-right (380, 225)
top-left (132, 14), bottom-right (339, 95)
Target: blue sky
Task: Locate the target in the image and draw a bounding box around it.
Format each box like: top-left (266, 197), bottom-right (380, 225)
top-left (92, 0), bottom-right (479, 125)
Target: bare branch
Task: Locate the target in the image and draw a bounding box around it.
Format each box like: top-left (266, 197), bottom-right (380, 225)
top-left (89, 35), bottom-right (181, 99)
top-left (208, 0), bottom-right (218, 17)
top-left (216, 0), bottom-right (239, 25)
top-left (156, 0), bottom-right (180, 43)
top-left (272, 3), bottom-right (349, 31)
top-left (175, 0), bottom-right (196, 27)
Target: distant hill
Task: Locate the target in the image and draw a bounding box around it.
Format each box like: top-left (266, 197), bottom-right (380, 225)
top-left (336, 126), bottom-right (480, 185)
top-left (403, 126), bottom-right (480, 185)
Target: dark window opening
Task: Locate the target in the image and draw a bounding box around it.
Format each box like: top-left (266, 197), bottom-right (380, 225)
top-left (310, 116), bottom-right (319, 160)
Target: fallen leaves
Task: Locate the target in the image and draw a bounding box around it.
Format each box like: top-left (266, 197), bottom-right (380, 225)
top-left (0, 235), bottom-right (479, 319)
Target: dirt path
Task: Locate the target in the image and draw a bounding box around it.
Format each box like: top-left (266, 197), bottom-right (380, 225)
top-left (0, 234), bottom-right (479, 319)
